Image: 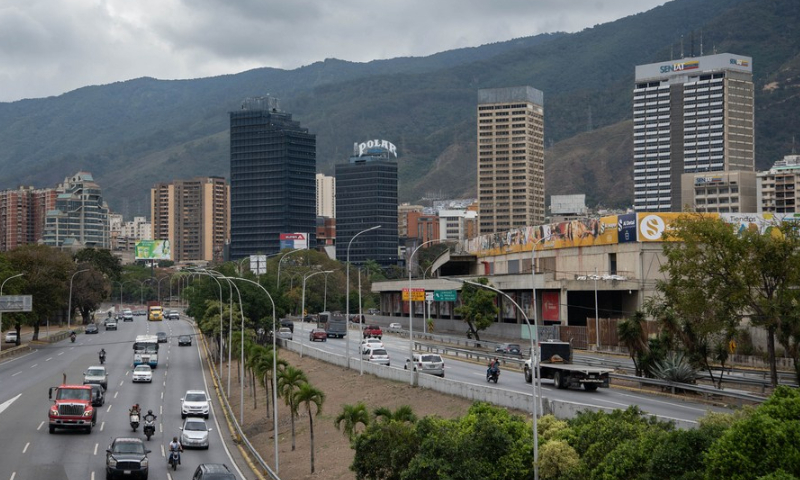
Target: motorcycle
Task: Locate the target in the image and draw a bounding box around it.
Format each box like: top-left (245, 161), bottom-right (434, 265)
top-left (143, 417), bottom-right (156, 441)
top-left (168, 448), bottom-right (181, 471)
top-left (130, 413), bottom-right (140, 432)
top-left (99, 352), bottom-right (106, 365)
top-left (70, 333), bottom-right (76, 343)
top-left (486, 367), bottom-right (500, 383)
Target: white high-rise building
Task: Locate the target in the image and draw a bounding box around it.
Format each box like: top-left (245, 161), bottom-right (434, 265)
top-left (633, 53), bottom-right (754, 212)
top-left (316, 173), bottom-right (335, 218)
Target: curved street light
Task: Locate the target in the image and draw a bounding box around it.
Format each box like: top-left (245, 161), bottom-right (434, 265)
top-left (449, 277), bottom-right (541, 480)
top-left (345, 225), bottom-right (381, 369)
top-left (276, 248), bottom-right (306, 289)
top-left (407, 238), bottom-right (448, 385)
top-left (68, 269), bottom-right (91, 329)
top-left (0, 272), bottom-right (24, 352)
top-left (157, 275), bottom-right (172, 304)
top-left (300, 270), bottom-right (333, 357)
top-left (221, 275), bottom-right (280, 475)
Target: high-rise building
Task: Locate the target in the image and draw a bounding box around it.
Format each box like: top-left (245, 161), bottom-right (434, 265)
top-left (633, 53), bottom-right (754, 212)
top-left (43, 172), bottom-right (110, 249)
top-left (398, 203), bottom-right (424, 239)
top-left (316, 174), bottom-right (336, 218)
top-left (758, 154), bottom-right (800, 213)
top-left (151, 177), bottom-right (229, 263)
top-left (477, 86), bottom-right (545, 235)
top-left (229, 97), bottom-right (316, 258)
top-left (0, 186), bottom-right (56, 251)
top-left (335, 140), bottom-right (398, 266)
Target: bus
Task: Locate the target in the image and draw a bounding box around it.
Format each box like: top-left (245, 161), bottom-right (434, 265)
top-left (319, 311), bottom-right (347, 338)
top-left (133, 334), bottom-right (159, 368)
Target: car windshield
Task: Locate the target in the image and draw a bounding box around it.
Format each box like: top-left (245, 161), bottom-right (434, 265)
top-left (157, 332), bottom-right (166, 337)
top-left (87, 368), bottom-right (104, 376)
top-left (186, 393), bottom-right (206, 402)
top-left (134, 366), bottom-right (150, 372)
top-left (185, 421), bottom-right (206, 431)
top-left (113, 442), bottom-right (144, 454)
top-left (508, 344), bottom-right (521, 350)
top-left (179, 336), bottom-right (189, 340)
top-left (57, 388), bottom-right (91, 401)
top-left (421, 355), bottom-right (442, 363)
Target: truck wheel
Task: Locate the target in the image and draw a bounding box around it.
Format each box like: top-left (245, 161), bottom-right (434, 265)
top-left (584, 384), bottom-right (599, 392)
top-left (524, 367), bottom-right (532, 383)
top-left (554, 371), bottom-right (566, 389)
top-left (86, 424), bottom-right (93, 434)
top-left (49, 425), bottom-right (55, 434)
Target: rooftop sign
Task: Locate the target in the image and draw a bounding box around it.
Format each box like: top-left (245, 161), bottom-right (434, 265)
top-left (354, 139), bottom-right (397, 158)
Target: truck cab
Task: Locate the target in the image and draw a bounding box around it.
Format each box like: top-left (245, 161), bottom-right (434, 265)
top-left (48, 384), bottom-right (96, 433)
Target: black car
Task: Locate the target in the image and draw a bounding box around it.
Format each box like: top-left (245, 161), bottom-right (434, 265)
top-left (86, 383), bottom-right (105, 407)
top-left (178, 335), bottom-right (192, 346)
top-left (106, 437), bottom-right (151, 480)
top-left (85, 324), bottom-right (99, 334)
top-left (495, 343), bottom-right (523, 357)
top-left (280, 318), bottom-right (294, 332)
top-left (192, 463), bottom-right (237, 480)
top-left (156, 331), bottom-right (168, 343)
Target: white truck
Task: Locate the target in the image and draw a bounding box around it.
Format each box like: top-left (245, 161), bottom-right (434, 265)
top-left (523, 341), bottom-right (612, 391)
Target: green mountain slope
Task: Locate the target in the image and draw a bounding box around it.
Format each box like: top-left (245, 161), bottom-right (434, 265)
top-left (1, 0), bottom-right (798, 217)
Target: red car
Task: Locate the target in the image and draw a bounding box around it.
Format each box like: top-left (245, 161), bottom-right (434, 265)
top-left (309, 328), bottom-right (328, 342)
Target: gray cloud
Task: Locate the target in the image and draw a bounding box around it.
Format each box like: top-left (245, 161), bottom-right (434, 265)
top-left (0, 0), bottom-right (666, 102)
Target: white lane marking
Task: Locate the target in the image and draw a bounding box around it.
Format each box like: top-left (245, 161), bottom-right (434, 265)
top-left (30, 364), bottom-right (38, 368)
top-left (119, 381), bottom-right (124, 386)
top-left (163, 381), bottom-right (166, 387)
top-left (58, 352), bottom-right (64, 356)
top-left (101, 422), bottom-right (105, 432)
top-left (159, 423), bottom-right (163, 433)
top-left (91, 472), bottom-right (95, 480)
top-left (37, 421), bottom-right (44, 431)
top-left (94, 443), bottom-right (98, 455)
top-left (160, 444), bottom-right (165, 458)
top-left (159, 405), bottom-right (162, 415)
top-left (106, 405), bottom-right (112, 413)
top-left (160, 391), bottom-right (164, 400)
top-left (45, 357), bottom-right (52, 362)
top-left (114, 392), bottom-right (119, 399)
top-left (22, 442), bottom-right (29, 454)
top-left (11, 371), bottom-right (21, 377)
top-left (11, 472), bottom-right (16, 480)
top-left (0, 393), bottom-right (22, 415)
top-left (167, 474), bottom-right (173, 480)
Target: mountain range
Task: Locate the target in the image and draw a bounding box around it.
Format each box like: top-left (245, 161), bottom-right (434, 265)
top-left (0, 0), bottom-right (798, 218)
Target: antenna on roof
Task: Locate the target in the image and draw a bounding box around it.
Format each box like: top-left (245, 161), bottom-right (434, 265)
top-left (690, 31), bottom-right (695, 57)
top-left (700, 30), bottom-right (704, 56)
top-left (680, 35), bottom-right (684, 58)
top-left (793, 135), bottom-right (797, 155)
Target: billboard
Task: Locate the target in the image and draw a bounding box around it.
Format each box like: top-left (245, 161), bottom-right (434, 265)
top-left (135, 240), bottom-right (171, 260)
top-left (279, 233), bottom-right (309, 251)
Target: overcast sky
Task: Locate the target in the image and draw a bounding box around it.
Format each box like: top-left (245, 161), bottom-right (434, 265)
top-left (0, 0), bottom-right (667, 103)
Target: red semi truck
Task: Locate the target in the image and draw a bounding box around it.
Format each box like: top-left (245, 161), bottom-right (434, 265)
top-left (48, 381), bottom-right (96, 433)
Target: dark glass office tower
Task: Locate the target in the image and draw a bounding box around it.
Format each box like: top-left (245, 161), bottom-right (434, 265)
top-left (335, 142), bottom-right (398, 267)
top-left (229, 97), bottom-right (316, 259)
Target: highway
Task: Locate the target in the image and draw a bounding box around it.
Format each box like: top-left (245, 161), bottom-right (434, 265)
top-left (0, 314), bottom-right (252, 480)
top-left (292, 321), bottom-right (734, 426)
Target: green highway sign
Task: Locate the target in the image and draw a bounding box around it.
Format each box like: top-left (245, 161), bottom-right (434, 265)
top-left (433, 290), bottom-right (457, 302)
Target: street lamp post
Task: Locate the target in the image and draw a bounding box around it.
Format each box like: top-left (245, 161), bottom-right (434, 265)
top-left (300, 270), bottom-right (333, 357)
top-left (407, 238), bottom-right (447, 385)
top-left (188, 269), bottom-right (226, 376)
top-left (68, 269), bottom-right (90, 329)
top-left (222, 276), bottom-right (280, 474)
top-left (0, 273), bottom-right (24, 352)
top-left (346, 225), bottom-right (381, 369)
top-left (138, 278), bottom-right (153, 306)
top-left (157, 275), bottom-right (171, 304)
top-left (530, 234), bottom-right (554, 416)
top-left (451, 277), bottom-right (541, 480)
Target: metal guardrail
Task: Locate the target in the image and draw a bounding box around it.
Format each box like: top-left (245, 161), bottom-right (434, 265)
top-left (610, 373), bottom-right (767, 407)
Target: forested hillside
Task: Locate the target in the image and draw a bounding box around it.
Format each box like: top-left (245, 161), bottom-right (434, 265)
top-left (1, 0), bottom-right (798, 216)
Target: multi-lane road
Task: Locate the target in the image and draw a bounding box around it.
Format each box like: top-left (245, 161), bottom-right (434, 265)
top-left (291, 321), bottom-right (734, 426)
top-left (0, 315), bottom-right (252, 480)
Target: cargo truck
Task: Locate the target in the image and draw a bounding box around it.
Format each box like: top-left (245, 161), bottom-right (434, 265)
top-left (523, 341), bottom-right (612, 391)
top-left (48, 379), bottom-right (96, 433)
top-left (147, 300), bottom-right (163, 321)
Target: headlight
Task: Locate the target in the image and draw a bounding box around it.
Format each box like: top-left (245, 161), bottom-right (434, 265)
top-left (141, 458), bottom-right (148, 468)
top-left (50, 408), bottom-right (59, 416)
top-left (108, 457), bottom-right (117, 467)
top-left (83, 409), bottom-right (93, 417)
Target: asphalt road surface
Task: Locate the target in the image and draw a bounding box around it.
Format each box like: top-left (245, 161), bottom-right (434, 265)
top-left (0, 315), bottom-right (253, 480)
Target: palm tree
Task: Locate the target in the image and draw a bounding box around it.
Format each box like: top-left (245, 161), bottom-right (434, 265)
top-left (277, 365), bottom-right (308, 450)
top-left (373, 404), bottom-right (417, 424)
top-left (334, 402), bottom-right (371, 440)
top-left (294, 383), bottom-right (325, 474)
top-left (617, 311), bottom-right (649, 376)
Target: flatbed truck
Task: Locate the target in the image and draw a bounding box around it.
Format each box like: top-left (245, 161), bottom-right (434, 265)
top-left (524, 341), bottom-right (612, 391)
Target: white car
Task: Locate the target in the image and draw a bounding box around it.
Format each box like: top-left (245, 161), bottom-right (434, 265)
top-left (405, 353), bottom-right (445, 377)
top-left (132, 364), bottom-right (153, 383)
top-left (181, 390), bottom-right (210, 419)
top-left (278, 327), bottom-right (292, 341)
top-left (360, 338), bottom-right (384, 349)
top-left (387, 322), bottom-right (403, 333)
top-left (4, 331), bottom-right (18, 343)
top-left (361, 346), bottom-right (390, 366)
top-left (180, 417), bottom-right (212, 449)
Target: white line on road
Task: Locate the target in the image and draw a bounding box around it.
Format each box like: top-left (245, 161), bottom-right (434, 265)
top-left (114, 392), bottom-right (118, 399)
top-left (22, 442), bottom-right (29, 454)
top-left (11, 371), bottom-right (20, 377)
top-left (159, 405), bottom-right (162, 415)
top-left (45, 357), bottom-right (52, 362)
top-left (91, 472), bottom-right (95, 480)
top-left (107, 405), bottom-right (112, 412)
top-left (159, 423), bottom-right (163, 433)
top-left (163, 381), bottom-right (166, 387)
top-left (160, 444), bottom-right (165, 458)
top-left (101, 422), bottom-right (105, 432)
top-left (30, 364), bottom-right (37, 368)
top-left (58, 352), bottom-right (64, 356)
top-left (37, 421), bottom-right (44, 431)
top-left (119, 381), bottom-right (123, 386)
top-left (94, 443), bottom-right (98, 455)
top-left (10, 472), bottom-right (16, 480)
top-left (160, 391), bottom-right (163, 400)
top-left (0, 393), bottom-right (21, 415)
top-left (167, 473), bottom-right (173, 480)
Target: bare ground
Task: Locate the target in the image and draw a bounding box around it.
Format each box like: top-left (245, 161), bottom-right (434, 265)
top-left (223, 350), bottom-right (480, 480)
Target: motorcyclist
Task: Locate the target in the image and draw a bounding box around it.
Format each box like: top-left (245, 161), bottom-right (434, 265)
top-left (143, 409), bottom-right (157, 423)
top-left (70, 331), bottom-right (76, 342)
top-left (99, 348), bottom-right (106, 361)
top-left (487, 357), bottom-right (501, 377)
top-left (168, 437), bottom-right (183, 464)
top-left (129, 404), bottom-right (141, 417)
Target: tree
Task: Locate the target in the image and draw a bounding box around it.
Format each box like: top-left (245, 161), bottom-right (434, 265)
top-left (6, 245), bottom-right (74, 340)
top-left (74, 248), bottom-right (122, 279)
top-left (454, 278), bottom-right (498, 341)
top-left (335, 402), bottom-right (371, 441)
top-left (293, 382), bottom-right (325, 474)
top-left (373, 405), bottom-right (417, 424)
top-left (351, 420), bottom-right (419, 480)
top-left (72, 263), bottom-right (110, 324)
top-left (617, 311), bottom-right (649, 377)
top-left (277, 365), bottom-right (308, 451)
